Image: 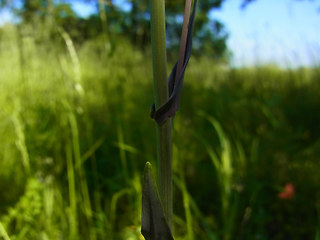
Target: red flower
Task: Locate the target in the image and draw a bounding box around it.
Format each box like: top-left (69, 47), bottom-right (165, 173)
top-left (278, 183), bottom-right (295, 199)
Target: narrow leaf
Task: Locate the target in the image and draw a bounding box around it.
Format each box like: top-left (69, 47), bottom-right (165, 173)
top-left (141, 162), bottom-right (174, 240)
top-left (151, 0), bottom-right (198, 125)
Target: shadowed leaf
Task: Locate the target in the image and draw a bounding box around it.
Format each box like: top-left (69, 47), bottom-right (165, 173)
top-left (151, 0), bottom-right (198, 125)
top-left (141, 162), bottom-right (174, 240)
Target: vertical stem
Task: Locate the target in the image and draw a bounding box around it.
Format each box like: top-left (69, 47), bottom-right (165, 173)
top-left (98, 0), bottom-right (109, 50)
top-left (150, 0), bottom-right (173, 229)
top-left (66, 141), bottom-right (78, 240)
top-left (158, 119), bottom-right (173, 228)
top-left (69, 112), bottom-right (95, 239)
top-left (176, 0), bottom-right (192, 80)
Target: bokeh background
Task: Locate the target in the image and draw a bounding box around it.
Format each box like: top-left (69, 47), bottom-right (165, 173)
top-left (0, 0), bottom-right (320, 239)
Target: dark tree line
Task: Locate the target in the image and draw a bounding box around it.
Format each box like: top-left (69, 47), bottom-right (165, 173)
top-left (1, 0), bottom-right (317, 59)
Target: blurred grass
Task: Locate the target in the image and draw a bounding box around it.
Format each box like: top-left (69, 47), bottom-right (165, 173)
top-left (0, 23), bottom-right (320, 240)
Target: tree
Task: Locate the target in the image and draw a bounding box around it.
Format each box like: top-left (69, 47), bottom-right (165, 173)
top-left (0, 0), bottom-right (236, 59)
top-left (70, 0), bottom-right (229, 58)
top-left (5, 0), bottom-right (314, 59)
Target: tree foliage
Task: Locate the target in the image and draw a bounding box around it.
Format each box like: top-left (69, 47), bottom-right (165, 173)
top-left (1, 0), bottom-right (230, 58)
top-left (4, 0), bottom-right (314, 59)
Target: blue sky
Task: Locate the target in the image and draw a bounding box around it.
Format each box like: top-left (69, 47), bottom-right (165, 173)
top-left (212, 0), bottom-right (320, 67)
top-left (71, 1), bottom-right (97, 17)
top-left (1, 0), bottom-right (319, 67)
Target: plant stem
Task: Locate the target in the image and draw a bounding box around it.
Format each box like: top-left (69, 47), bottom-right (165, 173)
top-left (150, 0), bottom-right (173, 229)
top-left (176, 0), bottom-right (192, 80)
top-left (98, 0), bottom-right (109, 51)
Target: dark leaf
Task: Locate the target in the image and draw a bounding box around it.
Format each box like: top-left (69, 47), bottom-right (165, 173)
top-left (151, 0), bottom-right (198, 125)
top-left (141, 162), bottom-right (174, 240)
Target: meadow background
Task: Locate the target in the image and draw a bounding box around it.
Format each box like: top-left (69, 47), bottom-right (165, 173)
top-left (0, 0), bottom-right (320, 240)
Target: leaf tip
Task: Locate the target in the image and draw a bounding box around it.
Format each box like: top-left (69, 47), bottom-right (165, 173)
top-left (145, 161), bottom-right (152, 171)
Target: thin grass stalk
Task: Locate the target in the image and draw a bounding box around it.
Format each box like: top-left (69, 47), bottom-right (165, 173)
top-left (0, 222), bottom-right (11, 240)
top-left (66, 140), bottom-right (78, 240)
top-left (110, 188), bottom-right (132, 227)
top-left (117, 124), bottom-right (129, 179)
top-left (68, 112), bottom-right (95, 239)
top-left (80, 120), bottom-right (103, 218)
top-left (16, 25), bottom-right (26, 86)
top-left (58, 27), bottom-right (82, 84)
top-left (150, 0), bottom-right (173, 229)
top-left (98, 0), bottom-right (109, 51)
top-left (12, 101), bottom-right (30, 173)
top-left (175, 146), bottom-right (194, 240)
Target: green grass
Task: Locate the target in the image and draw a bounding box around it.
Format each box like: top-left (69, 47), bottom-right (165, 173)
top-left (0, 23), bottom-right (320, 239)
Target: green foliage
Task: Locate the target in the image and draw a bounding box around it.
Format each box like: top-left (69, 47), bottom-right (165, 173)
top-left (0, 22), bottom-right (320, 240)
top-left (4, 0), bottom-right (229, 59)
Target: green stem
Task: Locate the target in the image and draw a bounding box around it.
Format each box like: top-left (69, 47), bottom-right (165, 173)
top-left (150, 0), bottom-right (173, 229)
